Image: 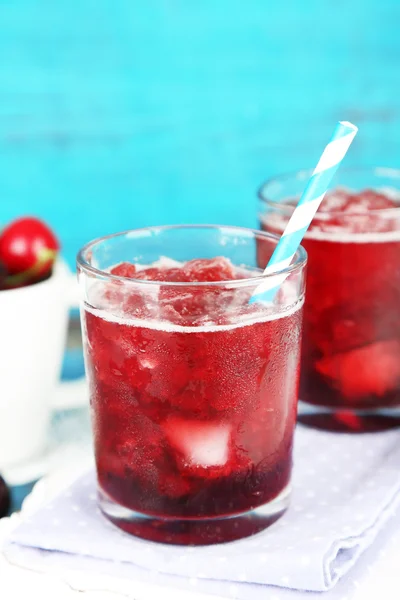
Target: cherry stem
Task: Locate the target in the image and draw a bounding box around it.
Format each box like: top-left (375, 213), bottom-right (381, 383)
top-left (3, 248), bottom-right (57, 287)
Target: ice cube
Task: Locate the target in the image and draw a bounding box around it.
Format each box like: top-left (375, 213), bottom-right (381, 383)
top-left (319, 188), bottom-right (352, 212)
top-left (138, 356), bottom-right (158, 369)
top-left (110, 262), bottom-right (137, 278)
top-left (316, 340), bottom-right (400, 399)
top-left (155, 256), bottom-right (182, 269)
top-left (163, 418), bottom-right (231, 467)
top-left (183, 257), bottom-right (235, 282)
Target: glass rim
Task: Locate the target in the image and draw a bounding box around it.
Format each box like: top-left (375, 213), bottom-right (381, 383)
top-left (77, 224), bottom-right (307, 288)
top-left (258, 166), bottom-right (400, 217)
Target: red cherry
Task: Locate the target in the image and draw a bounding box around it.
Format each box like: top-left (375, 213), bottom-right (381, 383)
top-left (0, 217), bottom-right (60, 285)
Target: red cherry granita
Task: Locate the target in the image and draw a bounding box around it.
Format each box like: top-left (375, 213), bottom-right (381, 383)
top-left (260, 187), bottom-right (400, 431)
top-left (81, 255), bottom-right (303, 543)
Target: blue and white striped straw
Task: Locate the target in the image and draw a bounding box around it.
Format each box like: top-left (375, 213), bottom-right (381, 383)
top-left (250, 121), bottom-right (358, 304)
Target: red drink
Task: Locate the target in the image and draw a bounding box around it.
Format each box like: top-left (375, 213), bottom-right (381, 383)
top-left (78, 226), bottom-right (306, 544)
top-left (259, 170), bottom-right (400, 432)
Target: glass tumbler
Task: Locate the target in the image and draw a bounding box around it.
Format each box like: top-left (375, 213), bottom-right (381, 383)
top-left (78, 225), bottom-right (306, 544)
top-left (259, 167), bottom-right (400, 432)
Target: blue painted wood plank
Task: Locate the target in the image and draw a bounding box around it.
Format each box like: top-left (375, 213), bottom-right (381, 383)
top-left (0, 0), bottom-right (399, 267)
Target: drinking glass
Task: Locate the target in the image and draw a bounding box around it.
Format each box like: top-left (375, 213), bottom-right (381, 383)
top-left (259, 167), bottom-right (400, 432)
top-left (78, 225), bottom-right (306, 544)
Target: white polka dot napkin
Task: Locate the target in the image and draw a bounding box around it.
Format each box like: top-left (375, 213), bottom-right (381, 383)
top-left (7, 426), bottom-right (400, 596)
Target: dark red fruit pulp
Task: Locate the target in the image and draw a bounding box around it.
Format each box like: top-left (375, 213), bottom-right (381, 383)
top-left (0, 474), bottom-right (10, 518)
top-left (260, 188), bottom-right (400, 430)
top-left (83, 258), bottom-right (302, 520)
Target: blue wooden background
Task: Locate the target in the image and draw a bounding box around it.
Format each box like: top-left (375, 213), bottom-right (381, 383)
top-left (0, 0), bottom-right (399, 268)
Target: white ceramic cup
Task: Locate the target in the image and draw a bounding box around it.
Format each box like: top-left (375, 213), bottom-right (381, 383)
top-left (0, 261), bottom-right (86, 469)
